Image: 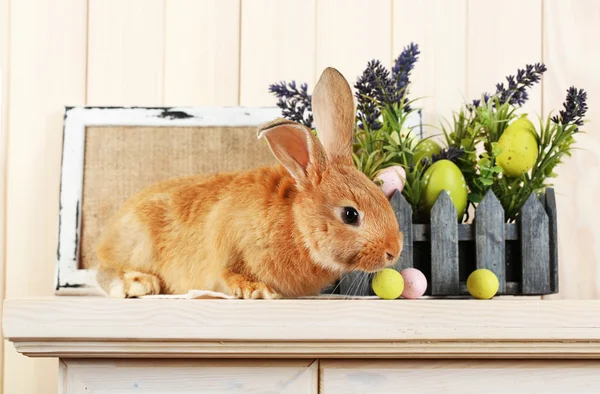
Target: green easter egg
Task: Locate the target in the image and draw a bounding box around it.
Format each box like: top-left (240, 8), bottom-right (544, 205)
top-left (421, 159), bottom-right (468, 219)
top-left (413, 139), bottom-right (442, 166)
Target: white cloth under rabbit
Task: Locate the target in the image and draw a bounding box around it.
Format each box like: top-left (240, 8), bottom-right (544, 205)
top-left (141, 289), bottom-right (378, 300)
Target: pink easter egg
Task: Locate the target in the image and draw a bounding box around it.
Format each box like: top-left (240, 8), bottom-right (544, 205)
top-left (400, 268), bottom-right (427, 299)
top-left (375, 166), bottom-right (406, 198)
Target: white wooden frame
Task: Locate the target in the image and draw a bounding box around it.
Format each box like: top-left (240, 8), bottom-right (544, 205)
top-left (55, 106), bottom-right (423, 296)
top-left (56, 106), bottom-right (284, 295)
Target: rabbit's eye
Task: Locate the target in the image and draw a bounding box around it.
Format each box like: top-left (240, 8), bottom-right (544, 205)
top-left (342, 207), bottom-right (359, 225)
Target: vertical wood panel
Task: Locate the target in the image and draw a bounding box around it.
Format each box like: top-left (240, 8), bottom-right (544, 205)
top-left (543, 0), bottom-right (600, 300)
top-left (0, 0), bottom-right (8, 389)
top-left (520, 194), bottom-right (550, 295)
top-left (467, 0), bottom-right (543, 117)
top-left (87, 0), bottom-right (164, 105)
top-left (393, 0), bottom-right (467, 134)
top-left (431, 191), bottom-right (459, 295)
top-left (391, 191), bottom-right (413, 271)
top-left (240, 0), bottom-right (316, 106)
top-left (164, 0), bottom-right (240, 106)
top-left (317, 0), bottom-right (392, 95)
top-left (4, 0), bottom-right (88, 393)
top-left (475, 191), bottom-right (506, 293)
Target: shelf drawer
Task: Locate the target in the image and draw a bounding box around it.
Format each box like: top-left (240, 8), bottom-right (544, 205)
top-left (60, 359), bottom-right (318, 394)
top-left (319, 359), bottom-right (600, 394)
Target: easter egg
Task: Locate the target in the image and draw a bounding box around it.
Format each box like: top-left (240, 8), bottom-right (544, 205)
top-left (400, 268), bottom-right (427, 299)
top-left (413, 139), bottom-right (441, 166)
top-left (375, 166), bottom-right (406, 198)
top-left (372, 268), bottom-right (404, 300)
top-left (421, 159), bottom-right (468, 219)
top-left (466, 269), bottom-right (499, 300)
top-left (497, 116), bottom-right (538, 177)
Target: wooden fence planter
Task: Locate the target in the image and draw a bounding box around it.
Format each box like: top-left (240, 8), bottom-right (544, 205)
top-left (328, 188), bottom-right (558, 298)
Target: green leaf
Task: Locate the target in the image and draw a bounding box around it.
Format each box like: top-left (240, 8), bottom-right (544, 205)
top-left (460, 138), bottom-right (475, 150)
top-left (389, 130), bottom-right (401, 146)
top-left (468, 193), bottom-right (483, 203)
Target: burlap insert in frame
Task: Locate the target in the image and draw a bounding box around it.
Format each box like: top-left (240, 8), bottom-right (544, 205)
top-left (80, 125), bottom-right (278, 269)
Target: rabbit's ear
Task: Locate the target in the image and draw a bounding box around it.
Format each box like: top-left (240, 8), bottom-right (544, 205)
top-left (312, 67), bottom-right (355, 166)
top-left (258, 119), bottom-right (327, 188)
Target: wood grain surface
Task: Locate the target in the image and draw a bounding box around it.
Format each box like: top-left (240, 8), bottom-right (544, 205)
top-left (61, 359), bottom-right (318, 394)
top-left (320, 359), bottom-right (600, 394)
top-left (430, 191), bottom-right (459, 295)
top-left (475, 191), bottom-right (506, 292)
top-left (0, 0), bottom-right (8, 386)
top-left (520, 193), bottom-right (551, 294)
top-left (7, 298), bottom-right (600, 339)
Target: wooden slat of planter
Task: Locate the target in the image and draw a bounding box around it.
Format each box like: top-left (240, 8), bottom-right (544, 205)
top-left (430, 191), bottom-right (459, 295)
top-left (390, 190), bottom-right (413, 270)
top-left (475, 190), bottom-right (506, 292)
top-left (520, 193), bottom-right (551, 294)
top-left (412, 224), bottom-right (428, 242)
top-left (544, 189), bottom-right (559, 293)
top-left (413, 224), bottom-right (518, 242)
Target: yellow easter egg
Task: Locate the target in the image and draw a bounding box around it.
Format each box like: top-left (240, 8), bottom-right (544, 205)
top-left (497, 116), bottom-right (538, 177)
top-left (467, 269), bottom-right (499, 300)
top-left (372, 268), bottom-right (404, 300)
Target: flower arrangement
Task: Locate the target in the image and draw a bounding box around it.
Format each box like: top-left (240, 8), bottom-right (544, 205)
top-left (268, 43), bottom-right (588, 224)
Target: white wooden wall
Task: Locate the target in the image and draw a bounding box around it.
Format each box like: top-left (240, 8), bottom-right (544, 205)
top-left (1, 1), bottom-right (599, 393)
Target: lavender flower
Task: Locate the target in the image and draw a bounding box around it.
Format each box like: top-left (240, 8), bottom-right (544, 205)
top-left (551, 86), bottom-right (588, 128)
top-left (431, 146), bottom-right (465, 165)
top-left (354, 60), bottom-right (395, 130)
top-left (268, 43), bottom-right (420, 131)
top-left (354, 43), bottom-right (420, 129)
top-left (471, 93), bottom-right (490, 109)
top-left (472, 63), bottom-right (547, 108)
top-left (406, 147), bottom-right (465, 174)
top-left (392, 43), bottom-right (420, 106)
top-left (268, 81), bottom-right (314, 128)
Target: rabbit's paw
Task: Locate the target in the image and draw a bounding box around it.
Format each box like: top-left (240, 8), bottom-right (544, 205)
top-left (225, 272), bottom-right (281, 299)
top-left (122, 271), bottom-right (161, 297)
top-left (233, 282), bottom-right (281, 300)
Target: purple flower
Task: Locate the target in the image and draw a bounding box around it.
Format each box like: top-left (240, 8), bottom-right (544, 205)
top-left (268, 43), bottom-right (420, 131)
top-left (472, 63), bottom-right (547, 108)
top-left (392, 42), bottom-right (420, 105)
top-left (551, 86), bottom-right (588, 128)
top-left (354, 43), bottom-right (420, 129)
top-left (431, 146), bottom-right (465, 165)
top-left (268, 81), bottom-right (313, 128)
top-left (471, 93), bottom-right (491, 109)
top-left (354, 60), bottom-right (395, 130)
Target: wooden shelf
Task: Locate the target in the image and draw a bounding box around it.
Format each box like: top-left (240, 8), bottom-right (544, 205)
top-left (4, 297), bottom-right (600, 359)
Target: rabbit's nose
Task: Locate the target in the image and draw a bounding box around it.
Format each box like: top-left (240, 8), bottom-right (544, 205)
top-left (384, 231), bottom-right (403, 257)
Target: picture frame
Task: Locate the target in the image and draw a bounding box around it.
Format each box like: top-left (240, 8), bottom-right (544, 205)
top-left (56, 106), bottom-right (283, 295)
top-left (55, 106), bottom-right (422, 296)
